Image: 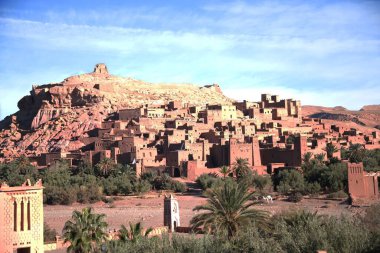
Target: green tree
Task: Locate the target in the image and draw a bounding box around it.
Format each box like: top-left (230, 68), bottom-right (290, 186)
top-left (302, 152), bottom-right (313, 165)
top-left (274, 169), bottom-right (305, 194)
top-left (118, 222), bottom-right (153, 243)
top-left (325, 143), bottom-right (338, 159)
top-left (233, 158), bottom-right (251, 180)
top-left (14, 155), bottom-right (34, 174)
top-left (219, 165), bottom-right (230, 179)
top-left (314, 153), bottom-right (326, 164)
top-left (252, 175), bottom-right (271, 193)
top-left (190, 181), bottom-right (269, 239)
top-left (320, 163), bottom-right (348, 193)
top-left (195, 174), bottom-right (219, 190)
top-left (62, 207), bottom-right (108, 253)
top-left (95, 158), bottom-right (116, 177)
top-left (348, 144), bottom-right (364, 163)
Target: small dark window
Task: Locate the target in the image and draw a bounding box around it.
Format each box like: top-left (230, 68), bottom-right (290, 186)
top-left (20, 200), bottom-right (24, 231)
top-left (27, 200), bottom-right (31, 230)
top-left (14, 201), bottom-right (17, 231)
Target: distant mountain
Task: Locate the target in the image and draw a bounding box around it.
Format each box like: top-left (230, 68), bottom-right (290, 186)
top-left (360, 105), bottom-right (380, 111)
top-left (303, 105), bottom-right (380, 130)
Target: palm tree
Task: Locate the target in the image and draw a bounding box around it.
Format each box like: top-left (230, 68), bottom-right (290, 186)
top-left (219, 165), bottom-right (230, 179)
top-left (118, 222), bottom-right (153, 243)
top-left (15, 155), bottom-right (31, 174)
top-left (190, 181), bottom-right (269, 239)
top-left (324, 143), bottom-right (338, 159)
top-left (233, 158), bottom-right (251, 180)
top-left (314, 153), bottom-right (325, 164)
top-left (349, 144), bottom-right (364, 163)
top-left (96, 158), bottom-right (115, 177)
top-left (63, 207), bottom-right (108, 253)
top-left (302, 152), bottom-right (313, 164)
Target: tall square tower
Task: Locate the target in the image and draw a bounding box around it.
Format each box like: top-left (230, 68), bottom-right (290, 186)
top-left (163, 194), bottom-right (180, 232)
top-left (0, 179), bottom-right (44, 253)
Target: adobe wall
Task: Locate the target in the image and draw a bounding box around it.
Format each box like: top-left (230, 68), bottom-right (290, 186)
top-left (119, 108), bottom-right (144, 120)
top-left (184, 160), bottom-right (220, 181)
top-left (229, 139), bottom-right (253, 166)
top-left (347, 162), bottom-right (379, 205)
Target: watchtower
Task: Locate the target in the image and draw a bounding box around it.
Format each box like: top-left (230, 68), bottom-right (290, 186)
top-left (163, 194), bottom-right (180, 232)
top-left (0, 179), bottom-right (44, 253)
top-left (93, 63), bottom-right (109, 75)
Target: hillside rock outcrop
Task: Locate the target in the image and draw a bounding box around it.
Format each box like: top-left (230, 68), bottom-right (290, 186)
top-left (0, 64), bottom-right (232, 157)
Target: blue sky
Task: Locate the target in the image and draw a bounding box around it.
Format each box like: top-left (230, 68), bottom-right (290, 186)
top-left (0, 0), bottom-right (379, 119)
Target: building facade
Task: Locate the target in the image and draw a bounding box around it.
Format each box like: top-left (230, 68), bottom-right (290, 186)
top-left (0, 180), bottom-right (44, 253)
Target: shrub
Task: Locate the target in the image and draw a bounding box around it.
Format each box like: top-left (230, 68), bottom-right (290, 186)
top-left (274, 210), bottom-right (372, 253)
top-left (44, 222), bottom-right (57, 243)
top-left (274, 169), bottom-right (304, 194)
top-left (101, 177), bottom-right (119, 195)
top-left (327, 190), bottom-right (348, 199)
top-left (44, 186), bottom-right (77, 205)
top-left (101, 196), bottom-right (115, 204)
top-left (134, 180), bottom-right (151, 194)
top-left (140, 171), bottom-right (157, 184)
top-left (252, 175), bottom-right (271, 193)
top-left (171, 180), bottom-right (186, 193)
top-left (152, 174), bottom-right (173, 190)
top-left (320, 163), bottom-right (348, 193)
top-left (304, 182), bottom-right (321, 195)
top-left (196, 173), bottom-right (218, 190)
top-left (288, 192), bottom-right (303, 202)
top-left (77, 184), bottom-right (103, 203)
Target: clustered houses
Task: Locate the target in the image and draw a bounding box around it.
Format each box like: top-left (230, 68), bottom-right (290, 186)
top-left (30, 94), bottom-right (380, 180)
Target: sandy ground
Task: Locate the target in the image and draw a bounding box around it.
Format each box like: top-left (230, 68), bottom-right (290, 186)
top-left (44, 192), bottom-right (361, 234)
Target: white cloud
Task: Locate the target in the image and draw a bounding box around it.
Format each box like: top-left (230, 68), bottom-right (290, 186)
top-left (0, 1), bottom-right (379, 119)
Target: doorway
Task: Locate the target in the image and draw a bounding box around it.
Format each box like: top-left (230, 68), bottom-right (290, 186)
top-left (173, 168), bottom-right (180, 177)
top-left (16, 247), bottom-right (31, 253)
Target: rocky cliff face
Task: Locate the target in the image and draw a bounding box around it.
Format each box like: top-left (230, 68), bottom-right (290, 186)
top-left (0, 64), bottom-right (232, 158)
top-left (303, 105), bottom-right (380, 132)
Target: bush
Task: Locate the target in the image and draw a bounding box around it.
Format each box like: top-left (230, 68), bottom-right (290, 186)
top-left (134, 180), bottom-right (151, 194)
top-left (252, 175), bottom-right (271, 193)
top-left (101, 196), bottom-right (115, 204)
top-left (77, 184), bottom-right (103, 204)
top-left (288, 192), bottom-right (303, 202)
top-left (274, 169), bottom-right (304, 194)
top-left (101, 177), bottom-right (119, 195)
top-left (140, 171), bottom-right (157, 184)
top-left (360, 203), bottom-right (380, 235)
top-left (196, 174), bottom-right (218, 190)
top-left (171, 180), bottom-right (186, 193)
top-left (152, 174), bottom-right (173, 190)
top-left (44, 186), bottom-right (77, 205)
top-left (117, 178), bottom-right (134, 195)
top-left (327, 190), bottom-right (348, 199)
top-left (274, 210), bottom-right (372, 253)
top-left (44, 222), bottom-right (57, 243)
top-left (106, 210), bottom-right (376, 253)
top-left (320, 163), bottom-right (348, 193)
top-left (304, 182), bottom-right (321, 195)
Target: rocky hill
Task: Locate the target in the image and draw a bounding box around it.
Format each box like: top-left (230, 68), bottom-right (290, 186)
top-left (303, 105), bottom-right (380, 131)
top-left (0, 64), bottom-right (232, 157)
top-left (360, 105), bottom-right (380, 111)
